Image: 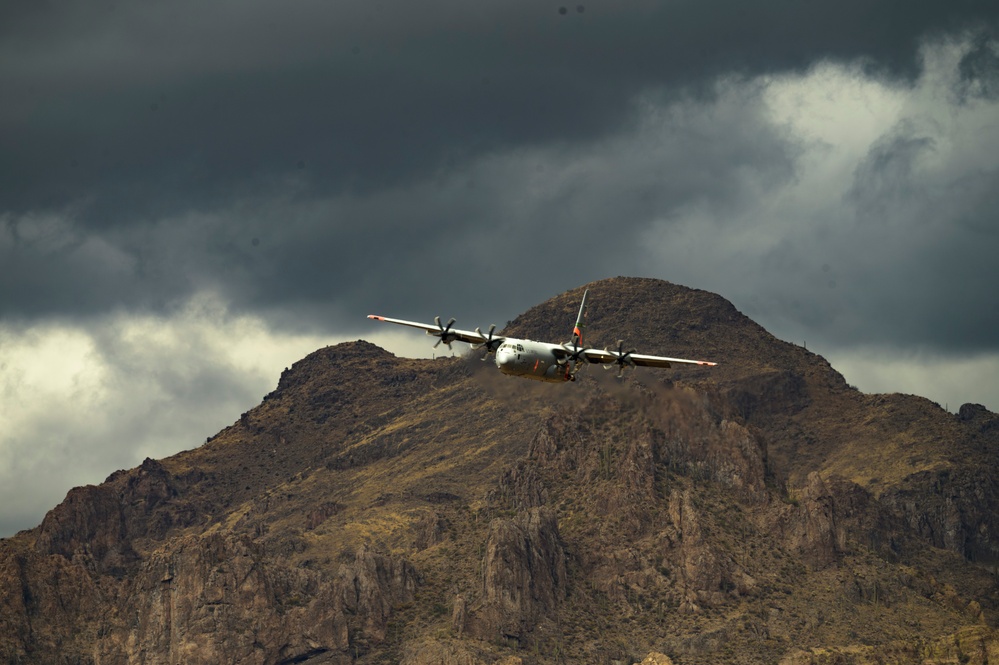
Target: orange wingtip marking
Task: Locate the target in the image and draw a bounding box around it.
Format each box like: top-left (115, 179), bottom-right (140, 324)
top-left (368, 315), bottom-right (385, 320)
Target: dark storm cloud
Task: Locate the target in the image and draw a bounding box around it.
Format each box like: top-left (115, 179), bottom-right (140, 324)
top-left (844, 126), bottom-right (999, 351)
top-left (2, 75), bottom-right (800, 335)
top-left (1, 0), bottom-right (997, 334)
top-left (957, 28), bottom-right (999, 99)
top-left (694, 102), bottom-right (999, 357)
top-left (3, 0), bottom-right (997, 222)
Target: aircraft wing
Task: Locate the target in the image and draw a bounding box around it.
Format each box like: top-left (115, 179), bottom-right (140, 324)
top-left (367, 315), bottom-right (504, 349)
top-left (584, 349), bottom-right (717, 368)
top-left (551, 344), bottom-right (717, 368)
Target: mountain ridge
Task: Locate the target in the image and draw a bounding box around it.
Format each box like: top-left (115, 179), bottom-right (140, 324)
top-left (2, 277), bottom-right (998, 664)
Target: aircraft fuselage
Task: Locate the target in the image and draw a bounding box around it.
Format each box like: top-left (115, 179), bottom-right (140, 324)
top-left (494, 339), bottom-right (573, 382)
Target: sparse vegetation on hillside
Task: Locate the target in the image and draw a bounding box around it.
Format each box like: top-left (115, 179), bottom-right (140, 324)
top-left (2, 278), bottom-right (997, 664)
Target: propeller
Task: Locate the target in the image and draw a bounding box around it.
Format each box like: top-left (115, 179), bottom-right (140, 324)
top-left (433, 316), bottom-right (457, 349)
top-left (603, 340), bottom-right (636, 377)
top-left (473, 324), bottom-right (502, 359)
top-left (559, 338), bottom-right (591, 376)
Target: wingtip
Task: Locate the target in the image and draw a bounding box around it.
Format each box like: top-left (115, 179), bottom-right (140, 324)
top-left (368, 315), bottom-right (385, 321)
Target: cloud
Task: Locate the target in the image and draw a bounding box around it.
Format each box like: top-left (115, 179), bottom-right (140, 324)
top-left (637, 36), bottom-right (999, 354)
top-left (0, 292), bottom-right (435, 536)
top-left (2, 1), bottom-right (995, 224)
top-left (3, 32), bottom-right (995, 349)
top-left (828, 347), bottom-right (999, 414)
top-left (0, 72), bottom-right (798, 332)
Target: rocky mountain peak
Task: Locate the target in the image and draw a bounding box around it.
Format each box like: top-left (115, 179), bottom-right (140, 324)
top-left (2, 278), bottom-right (998, 664)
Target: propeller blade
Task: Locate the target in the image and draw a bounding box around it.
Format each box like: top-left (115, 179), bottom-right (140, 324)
top-left (432, 316), bottom-right (457, 349)
top-left (602, 340), bottom-right (636, 377)
top-left (472, 323), bottom-right (500, 353)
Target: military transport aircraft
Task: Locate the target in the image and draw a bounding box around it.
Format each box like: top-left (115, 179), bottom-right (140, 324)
top-left (368, 290), bottom-right (717, 383)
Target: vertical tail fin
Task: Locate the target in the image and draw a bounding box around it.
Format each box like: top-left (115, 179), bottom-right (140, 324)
top-left (571, 289), bottom-right (588, 346)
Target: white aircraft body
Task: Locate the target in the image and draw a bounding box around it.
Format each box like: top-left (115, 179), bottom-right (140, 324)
top-left (368, 290), bottom-right (717, 383)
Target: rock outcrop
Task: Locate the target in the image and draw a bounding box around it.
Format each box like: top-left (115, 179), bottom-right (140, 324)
top-left (780, 472), bottom-right (845, 569)
top-left (640, 653), bottom-right (676, 665)
top-left (462, 508), bottom-right (568, 642)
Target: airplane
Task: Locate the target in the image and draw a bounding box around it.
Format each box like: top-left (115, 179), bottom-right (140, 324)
top-left (367, 289), bottom-right (717, 383)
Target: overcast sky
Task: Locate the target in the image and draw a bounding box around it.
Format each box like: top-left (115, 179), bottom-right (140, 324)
top-left (2, 0), bottom-right (998, 537)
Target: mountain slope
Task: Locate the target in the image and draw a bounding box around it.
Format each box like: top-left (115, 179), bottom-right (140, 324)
top-left (2, 277), bottom-right (998, 664)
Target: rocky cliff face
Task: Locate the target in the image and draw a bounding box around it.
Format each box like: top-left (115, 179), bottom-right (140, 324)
top-left (2, 277), bottom-right (998, 664)
top-left (461, 507), bottom-right (568, 643)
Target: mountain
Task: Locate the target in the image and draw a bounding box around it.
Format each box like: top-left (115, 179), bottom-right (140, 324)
top-left (2, 277), bottom-right (998, 664)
